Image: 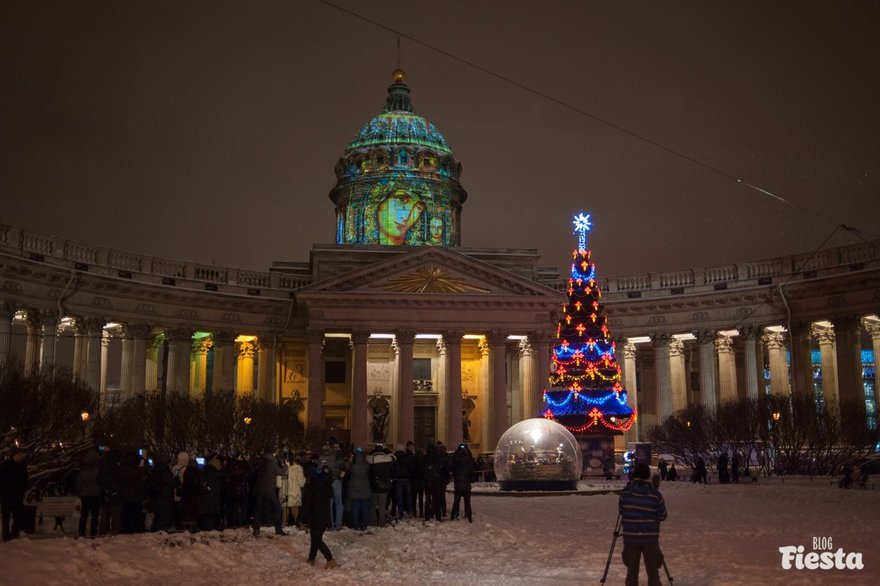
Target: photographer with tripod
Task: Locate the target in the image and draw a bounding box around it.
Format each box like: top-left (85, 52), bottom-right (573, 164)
top-left (616, 463), bottom-right (668, 586)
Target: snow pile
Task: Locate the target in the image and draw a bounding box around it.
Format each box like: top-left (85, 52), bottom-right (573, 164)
top-left (0, 479), bottom-right (877, 585)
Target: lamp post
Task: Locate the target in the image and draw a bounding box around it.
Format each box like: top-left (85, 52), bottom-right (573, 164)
top-left (770, 411), bottom-right (781, 475)
top-left (80, 410), bottom-right (90, 442)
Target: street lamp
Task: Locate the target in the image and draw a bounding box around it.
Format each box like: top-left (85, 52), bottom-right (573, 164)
top-left (80, 411), bottom-right (90, 441)
top-left (770, 411), bottom-right (781, 475)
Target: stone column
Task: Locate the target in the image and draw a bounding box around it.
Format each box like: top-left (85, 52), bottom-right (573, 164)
top-left (145, 335), bottom-right (162, 393)
top-left (622, 340), bottom-right (639, 443)
top-left (38, 310), bottom-right (58, 369)
top-left (738, 326), bottom-right (762, 399)
top-left (436, 338), bottom-right (448, 445)
top-left (191, 338), bottom-right (211, 396)
top-left (167, 329), bottom-right (193, 395)
top-left (72, 319), bottom-right (88, 381)
top-left (395, 330), bottom-right (415, 445)
top-left (258, 340), bottom-right (276, 402)
top-left (444, 331), bottom-right (464, 448)
top-left (651, 334), bottom-right (673, 421)
top-left (24, 311), bottom-right (41, 375)
top-left (763, 330), bottom-right (789, 396)
top-left (100, 333), bottom-right (110, 405)
top-left (694, 330), bottom-right (718, 411)
top-left (487, 331), bottom-right (509, 449)
top-left (478, 336), bottom-right (491, 447)
top-left (864, 318), bottom-right (880, 417)
top-left (832, 316), bottom-right (864, 407)
top-left (789, 321), bottom-right (814, 398)
top-left (236, 340), bottom-right (256, 395)
top-left (350, 331), bottom-right (369, 447)
top-left (306, 329), bottom-right (325, 431)
top-left (207, 332), bottom-right (233, 392)
top-left (0, 303), bottom-right (13, 365)
top-left (120, 328), bottom-right (135, 400)
top-left (532, 332), bottom-right (551, 416)
top-left (812, 324), bottom-right (838, 405)
top-left (715, 334), bottom-right (738, 403)
top-left (128, 324), bottom-right (151, 397)
top-left (669, 338), bottom-right (687, 412)
top-left (83, 317), bottom-right (105, 393)
top-left (518, 339), bottom-right (535, 422)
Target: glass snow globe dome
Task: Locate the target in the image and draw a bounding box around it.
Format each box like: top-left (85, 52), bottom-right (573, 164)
top-left (494, 418), bottom-right (583, 491)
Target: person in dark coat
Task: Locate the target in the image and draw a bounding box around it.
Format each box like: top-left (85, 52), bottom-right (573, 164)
top-left (253, 447), bottom-right (284, 536)
top-left (97, 448), bottom-right (123, 535)
top-left (347, 448), bottom-right (371, 531)
top-left (0, 448), bottom-right (29, 542)
top-left (147, 454), bottom-right (178, 532)
top-left (224, 455), bottom-right (250, 528)
top-left (197, 457), bottom-right (223, 531)
top-left (449, 444), bottom-right (474, 523)
top-left (619, 463), bottom-right (667, 586)
top-left (366, 444), bottom-right (394, 527)
top-left (436, 442), bottom-right (451, 518)
top-left (302, 464), bottom-right (337, 569)
top-left (75, 450), bottom-right (102, 537)
top-left (717, 452), bottom-right (729, 483)
top-left (411, 448), bottom-right (426, 518)
top-left (392, 442), bottom-right (414, 519)
top-left (118, 451), bottom-right (146, 533)
top-left (657, 459), bottom-right (668, 481)
top-left (731, 452), bottom-right (740, 484)
top-left (422, 443), bottom-right (447, 522)
top-left (666, 463), bottom-right (678, 482)
top-left (692, 457), bottom-right (707, 484)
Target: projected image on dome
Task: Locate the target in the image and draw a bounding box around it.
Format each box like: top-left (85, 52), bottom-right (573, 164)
top-left (339, 177), bottom-right (456, 247)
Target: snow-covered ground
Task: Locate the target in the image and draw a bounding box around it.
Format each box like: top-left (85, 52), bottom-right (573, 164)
top-left (1, 478), bottom-right (878, 585)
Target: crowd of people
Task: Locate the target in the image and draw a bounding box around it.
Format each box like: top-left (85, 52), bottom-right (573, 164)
top-left (0, 438), bottom-right (478, 559)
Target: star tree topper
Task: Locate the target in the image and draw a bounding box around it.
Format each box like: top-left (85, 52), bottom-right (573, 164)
top-left (572, 212), bottom-right (592, 252)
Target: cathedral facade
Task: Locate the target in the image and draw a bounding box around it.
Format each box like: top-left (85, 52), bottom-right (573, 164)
top-left (1, 71), bottom-right (878, 454)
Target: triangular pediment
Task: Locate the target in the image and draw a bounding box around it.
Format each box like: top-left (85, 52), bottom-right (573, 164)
top-left (296, 247), bottom-right (560, 297)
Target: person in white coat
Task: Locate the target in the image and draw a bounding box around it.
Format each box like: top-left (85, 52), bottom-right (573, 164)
top-left (278, 452), bottom-right (306, 527)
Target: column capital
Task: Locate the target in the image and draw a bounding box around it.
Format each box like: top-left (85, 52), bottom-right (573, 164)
top-left (650, 332), bottom-right (671, 348)
top-left (211, 330), bottom-right (237, 345)
top-left (693, 329), bottom-right (716, 345)
top-left (81, 316), bottom-right (106, 336)
top-left (863, 318), bottom-right (880, 337)
top-left (623, 340), bottom-right (638, 360)
top-left (518, 338), bottom-right (532, 357)
top-left (350, 331), bottom-right (370, 345)
top-left (436, 337), bottom-right (447, 355)
top-left (395, 329), bottom-right (415, 344)
top-left (192, 339), bottom-right (212, 354)
top-left (668, 337), bottom-right (685, 357)
top-left (443, 330), bottom-right (465, 345)
top-left (831, 315), bottom-right (861, 336)
top-left (237, 340), bottom-right (256, 359)
top-left (714, 334), bottom-right (734, 353)
top-left (762, 330), bottom-right (786, 350)
top-left (737, 325), bottom-right (759, 340)
top-left (165, 327), bottom-right (193, 342)
top-left (123, 322), bottom-right (154, 340)
top-left (811, 323), bottom-right (835, 344)
top-left (486, 331), bottom-right (508, 346)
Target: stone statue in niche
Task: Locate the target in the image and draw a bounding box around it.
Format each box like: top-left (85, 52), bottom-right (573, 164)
top-left (368, 392), bottom-right (390, 443)
top-left (462, 396), bottom-right (476, 443)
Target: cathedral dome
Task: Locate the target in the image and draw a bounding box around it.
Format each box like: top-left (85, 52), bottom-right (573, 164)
top-left (329, 69), bottom-right (467, 248)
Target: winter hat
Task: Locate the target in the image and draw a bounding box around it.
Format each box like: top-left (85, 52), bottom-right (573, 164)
top-left (209, 456), bottom-right (222, 471)
top-left (633, 463), bottom-right (651, 480)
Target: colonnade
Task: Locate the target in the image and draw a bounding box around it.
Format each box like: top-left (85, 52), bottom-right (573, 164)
top-left (619, 315), bottom-right (879, 439)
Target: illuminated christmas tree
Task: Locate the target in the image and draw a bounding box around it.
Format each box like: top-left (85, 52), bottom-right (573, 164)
top-left (542, 213), bottom-right (636, 434)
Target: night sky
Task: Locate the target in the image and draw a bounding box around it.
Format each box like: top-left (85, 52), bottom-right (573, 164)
top-left (2, 1), bottom-right (878, 278)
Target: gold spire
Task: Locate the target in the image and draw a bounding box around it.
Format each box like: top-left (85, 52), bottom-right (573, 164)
top-left (392, 68), bottom-right (406, 84)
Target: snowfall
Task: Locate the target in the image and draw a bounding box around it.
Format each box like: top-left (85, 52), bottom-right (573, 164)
top-left (1, 478), bottom-right (878, 586)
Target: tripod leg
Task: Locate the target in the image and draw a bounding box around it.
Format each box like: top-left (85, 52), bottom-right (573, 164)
top-left (661, 557), bottom-right (673, 584)
top-left (600, 514), bottom-right (622, 584)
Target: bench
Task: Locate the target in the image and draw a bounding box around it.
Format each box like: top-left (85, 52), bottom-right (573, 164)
top-left (36, 496), bottom-right (80, 533)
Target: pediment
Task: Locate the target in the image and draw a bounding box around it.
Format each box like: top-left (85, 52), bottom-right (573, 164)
top-left (297, 247), bottom-right (560, 297)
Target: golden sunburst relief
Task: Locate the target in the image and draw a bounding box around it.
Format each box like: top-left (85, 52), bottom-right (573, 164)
top-left (371, 264), bottom-right (492, 293)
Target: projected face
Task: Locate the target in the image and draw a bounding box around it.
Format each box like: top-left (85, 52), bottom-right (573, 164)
top-left (377, 189), bottom-right (426, 245)
top-left (429, 216), bottom-right (444, 244)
